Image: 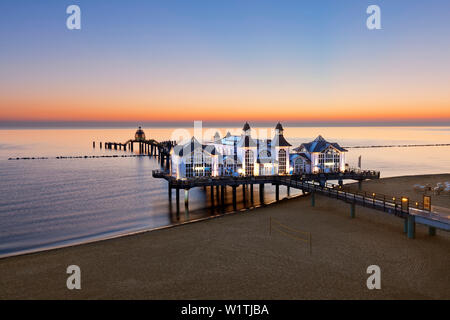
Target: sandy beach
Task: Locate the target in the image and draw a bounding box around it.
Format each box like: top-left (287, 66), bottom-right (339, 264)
top-left (0, 174), bottom-right (449, 300)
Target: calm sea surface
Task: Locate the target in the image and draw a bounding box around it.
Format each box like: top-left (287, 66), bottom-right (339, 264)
top-left (1, 126), bottom-right (449, 257)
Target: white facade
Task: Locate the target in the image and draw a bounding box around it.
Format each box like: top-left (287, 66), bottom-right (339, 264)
top-left (293, 135), bottom-right (347, 173)
top-left (171, 124), bottom-right (347, 178)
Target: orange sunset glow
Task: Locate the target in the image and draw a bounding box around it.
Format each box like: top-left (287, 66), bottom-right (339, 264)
top-left (0, 1), bottom-right (449, 124)
top-left (1, 90), bottom-right (449, 123)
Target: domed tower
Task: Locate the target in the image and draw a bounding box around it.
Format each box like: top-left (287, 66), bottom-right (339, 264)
top-left (275, 122), bottom-right (284, 135)
top-left (242, 122), bottom-right (251, 136)
top-left (135, 126), bottom-right (146, 141)
top-left (272, 122), bottom-right (291, 175)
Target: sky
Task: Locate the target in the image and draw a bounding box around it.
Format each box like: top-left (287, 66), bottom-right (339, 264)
top-left (0, 0), bottom-right (449, 125)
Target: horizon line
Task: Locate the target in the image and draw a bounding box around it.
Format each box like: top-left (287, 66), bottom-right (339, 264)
top-left (1, 119), bottom-right (450, 129)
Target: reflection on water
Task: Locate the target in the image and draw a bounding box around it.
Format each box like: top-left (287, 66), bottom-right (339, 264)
top-left (0, 126), bottom-right (449, 257)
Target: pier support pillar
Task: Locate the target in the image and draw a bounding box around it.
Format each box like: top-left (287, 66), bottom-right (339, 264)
top-left (403, 218), bottom-right (408, 233)
top-left (287, 186), bottom-right (290, 197)
top-left (216, 185), bottom-right (220, 203)
top-left (221, 185), bottom-right (225, 206)
top-left (275, 184), bottom-right (279, 201)
top-left (311, 192), bottom-right (315, 207)
top-left (176, 188), bottom-right (180, 213)
top-left (232, 186), bottom-right (237, 211)
top-left (250, 184), bottom-right (254, 203)
top-left (350, 202), bottom-right (355, 218)
top-left (210, 186), bottom-right (214, 207)
top-left (428, 226), bottom-right (436, 236)
top-left (259, 184), bottom-right (265, 205)
top-left (338, 179), bottom-right (343, 187)
top-left (168, 185), bottom-right (172, 201)
top-left (407, 215), bottom-right (415, 239)
top-left (184, 189), bottom-right (189, 215)
top-left (358, 180), bottom-right (363, 191)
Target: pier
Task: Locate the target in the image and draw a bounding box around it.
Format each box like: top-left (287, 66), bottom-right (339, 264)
top-left (99, 139), bottom-right (175, 168)
top-left (152, 170), bottom-right (450, 238)
top-left (93, 125), bottom-right (176, 168)
top-left (98, 125), bottom-right (449, 238)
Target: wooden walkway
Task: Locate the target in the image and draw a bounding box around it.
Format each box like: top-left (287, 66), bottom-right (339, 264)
top-left (152, 171), bottom-right (450, 238)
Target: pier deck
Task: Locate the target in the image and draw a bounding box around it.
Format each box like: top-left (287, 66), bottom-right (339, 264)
top-left (101, 139), bottom-right (175, 168)
top-left (153, 170), bottom-right (380, 188)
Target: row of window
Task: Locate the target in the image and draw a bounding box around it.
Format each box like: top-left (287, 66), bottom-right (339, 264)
top-left (183, 153), bottom-right (342, 176)
top-left (185, 153), bottom-right (213, 177)
top-left (318, 151), bottom-right (340, 172)
top-left (185, 150), bottom-right (288, 177)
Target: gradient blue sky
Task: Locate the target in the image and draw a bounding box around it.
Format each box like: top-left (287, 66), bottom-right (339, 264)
top-left (0, 0), bottom-right (449, 123)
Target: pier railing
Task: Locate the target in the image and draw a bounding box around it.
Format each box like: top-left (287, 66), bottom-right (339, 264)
top-left (152, 169), bottom-right (450, 231)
